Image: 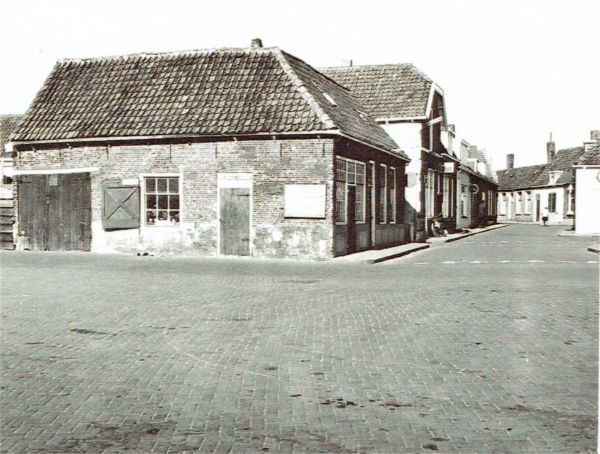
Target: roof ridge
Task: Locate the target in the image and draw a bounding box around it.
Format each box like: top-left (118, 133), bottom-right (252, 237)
top-left (322, 63), bottom-right (434, 83)
top-left (273, 49), bottom-right (336, 130)
top-left (323, 63), bottom-right (414, 70)
top-left (57, 46), bottom-right (277, 65)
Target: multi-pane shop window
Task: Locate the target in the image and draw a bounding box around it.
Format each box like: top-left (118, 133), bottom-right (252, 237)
top-left (335, 157), bottom-right (365, 223)
top-left (145, 177), bottom-right (180, 226)
top-left (355, 163), bottom-right (365, 222)
top-left (335, 181), bottom-right (346, 223)
top-left (388, 167), bottom-right (396, 223)
top-left (379, 164), bottom-right (387, 223)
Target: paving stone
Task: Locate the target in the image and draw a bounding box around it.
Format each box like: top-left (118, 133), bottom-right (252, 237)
top-left (0, 224), bottom-right (597, 452)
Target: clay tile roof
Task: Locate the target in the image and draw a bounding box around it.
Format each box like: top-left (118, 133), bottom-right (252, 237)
top-left (530, 147), bottom-right (585, 186)
top-left (497, 164), bottom-right (548, 191)
top-left (578, 142), bottom-right (600, 165)
top-left (0, 114), bottom-right (24, 158)
top-left (320, 64), bottom-right (433, 120)
top-left (12, 47), bottom-right (403, 157)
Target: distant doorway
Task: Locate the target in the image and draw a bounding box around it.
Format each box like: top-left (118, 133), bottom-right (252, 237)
top-left (535, 194), bottom-right (541, 222)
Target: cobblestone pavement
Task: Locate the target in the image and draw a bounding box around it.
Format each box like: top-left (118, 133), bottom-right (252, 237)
top-left (1, 224), bottom-right (597, 453)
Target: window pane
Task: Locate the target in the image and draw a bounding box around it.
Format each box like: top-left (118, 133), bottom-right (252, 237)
top-left (146, 178), bottom-right (156, 192)
top-left (146, 210), bottom-right (156, 224)
top-left (157, 178), bottom-right (167, 192)
top-left (347, 162), bottom-right (355, 184)
top-left (158, 195), bottom-right (169, 209)
top-left (335, 181), bottom-right (346, 223)
top-left (169, 195), bottom-right (179, 210)
top-left (355, 184), bottom-right (364, 222)
top-left (146, 195), bottom-right (157, 209)
top-left (336, 158), bottom-right (346, 181)
top-left (168, 178), bottom-right (178, 193)
top-left (158, 210), bottom-right (169, 221)
top-left (356, 163), bottom-right (365, 184)
top-left (170, 211), bottom-right (180, 224)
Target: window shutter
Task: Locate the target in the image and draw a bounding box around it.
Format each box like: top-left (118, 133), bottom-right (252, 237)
top-left (102, 180), bottom-right (140, 230)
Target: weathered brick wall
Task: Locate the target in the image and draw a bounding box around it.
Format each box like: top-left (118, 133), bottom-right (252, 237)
top-left (15, 138), bottom-right (335, 259)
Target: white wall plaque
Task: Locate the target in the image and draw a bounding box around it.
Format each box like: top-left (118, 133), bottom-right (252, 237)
top-left (284, 184), bottom-right (326, 218)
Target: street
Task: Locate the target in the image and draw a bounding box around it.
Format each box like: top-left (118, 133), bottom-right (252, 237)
top-left (0, 224), bottom-right (598, 453)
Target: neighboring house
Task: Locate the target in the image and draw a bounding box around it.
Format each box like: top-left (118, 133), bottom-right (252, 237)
top-left (0, 114), bottom-right (23, 197)
top-left (9, 40), bottom-right (409, 259)
top-left (0, 114), bottom-right (23, 250)
top-left (574, 131), bottom-right (600, 235)
top-left (322, 63), bottom-right (459, 241)
top-left (453, 139), bottom-right (498, 230)
top-left (497, 137), bottom-right (585, 225)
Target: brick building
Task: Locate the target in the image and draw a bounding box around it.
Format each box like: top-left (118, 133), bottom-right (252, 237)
top-left (322, 63), bottom-right (459, 241)
top-left (9, 41), bottom-right (409, 259)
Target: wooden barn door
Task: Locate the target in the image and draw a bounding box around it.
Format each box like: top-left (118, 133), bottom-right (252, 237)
top-left (18, 173), bottom-right (91, 251)
top-left (219, 187), bottom-right (250, 256)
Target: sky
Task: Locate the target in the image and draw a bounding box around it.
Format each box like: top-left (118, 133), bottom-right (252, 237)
top-left (1, 0), bottom-right (598, 170)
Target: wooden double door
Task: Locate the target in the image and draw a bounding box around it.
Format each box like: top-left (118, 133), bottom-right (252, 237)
top-left (18, 173), bottom-right (92, 251)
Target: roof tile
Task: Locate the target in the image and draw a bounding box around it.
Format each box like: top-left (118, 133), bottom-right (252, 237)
top-left (320, 64), bottom-right (433, 120)
top-left (13, 48), bottom-right (402, 156)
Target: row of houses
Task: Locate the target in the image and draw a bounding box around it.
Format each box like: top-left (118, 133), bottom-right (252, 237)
top-left (496, 131), bottom-right (600, 235)
top-left (2, 39), bottom-right (497, 259)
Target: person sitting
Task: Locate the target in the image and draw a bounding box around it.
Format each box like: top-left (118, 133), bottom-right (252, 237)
top-left (431, 215), bottom-right (447, 237)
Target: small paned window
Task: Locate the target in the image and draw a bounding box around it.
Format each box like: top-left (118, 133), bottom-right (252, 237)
top-left (145, 177), bottom-right (180, 226)
top-left (388, 167), bottom-right (396, 223)
top-left (335, 181), bottom-right (346, 223)
top-left (379, 164), bottom-right (387, 224)
top-left (336, 158), bottom-right (346, 181)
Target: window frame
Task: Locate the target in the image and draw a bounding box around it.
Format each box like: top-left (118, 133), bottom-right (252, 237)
top-left (140, 173), bottom-right (183, 228)
top-left (389, 167), bottom-right (396, 224)
top-left (548, 192), bottom-right (557, 213)
top-left (379, 164), bottom-right (387, 224)
top-left (335, 157), bottom-right (366, 225)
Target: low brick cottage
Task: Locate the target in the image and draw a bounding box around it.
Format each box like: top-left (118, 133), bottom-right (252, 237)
top-left (9, 42), bottom-right (409, 259)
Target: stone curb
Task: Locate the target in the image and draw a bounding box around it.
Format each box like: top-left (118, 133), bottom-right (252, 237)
top-left (444, 224), bottom-right (508, 243)
top-left (366, 244), bottom-right (430, 264)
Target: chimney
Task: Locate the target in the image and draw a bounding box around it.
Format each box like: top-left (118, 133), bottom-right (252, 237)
top-left (591, 130), bottom-right (600, 142)
top-left (546, 132), bottom-right (555, 162)
top-left (507, 154), bottom-right (514, 169)
top-left (342, 59), bottom-right (353, 67)
top-left (251, 38), bottom-right (263, 48)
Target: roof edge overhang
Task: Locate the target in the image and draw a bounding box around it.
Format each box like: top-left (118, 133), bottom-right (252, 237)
top-left (377, 116), bottom-right (429, 124)
top-left (10, 129), bottom-right (407, 161)
top-left (10, 130), bottom-right (341, 150)
top-left (459, 164), bottom-right (498, 186)
top-left (336, 132), bottom-right (409, 162)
